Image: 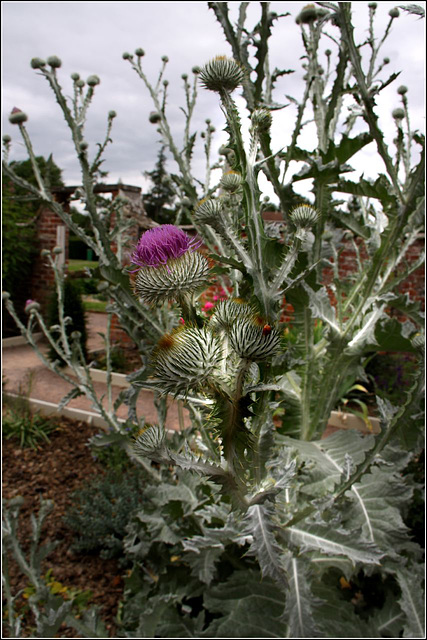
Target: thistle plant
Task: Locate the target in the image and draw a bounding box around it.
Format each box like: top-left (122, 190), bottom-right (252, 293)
top-left (2, 2), bottom-right (425, 637)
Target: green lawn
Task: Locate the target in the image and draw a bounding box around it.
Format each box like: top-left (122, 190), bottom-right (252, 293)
top-left (83, 298), bottom-right (107, 313)
top-left (68, 259), bottom-right (99, 272)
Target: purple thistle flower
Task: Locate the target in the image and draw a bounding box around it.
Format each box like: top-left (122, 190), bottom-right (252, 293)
top-left (130, 225), bottom-right (202, 271)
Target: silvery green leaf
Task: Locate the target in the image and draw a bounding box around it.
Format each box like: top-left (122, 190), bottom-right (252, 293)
top-left (202, 569), bottom-right (287, 638)
top-left (282, 552), bottom-right (321, 637)
top-left (278, 430), bottom-right (375, 497)
top-left (244, 502), bottom-right (288, 588)
top-left (182, 533), bottom-right (225, 585)
top-left (58, 386), bottom-right (84, 410)
top-left (284, 521), bottom-right (383, 565)
top-left (303, 284), bottom-right (342, 338)
top-left (343, 465), bottom-right (417, 558)
top-left (395, 565), bottom-right (425, 638)
top-left (311, 583), bottom-right (373, 637)
top-left (369, 593), bottom-right (405, 638)
top-left (66, 606), bottom-right (109, 639)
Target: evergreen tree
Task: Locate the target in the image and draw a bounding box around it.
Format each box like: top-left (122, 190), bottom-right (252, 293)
top-left (143, 145), bottom-right (176, 224)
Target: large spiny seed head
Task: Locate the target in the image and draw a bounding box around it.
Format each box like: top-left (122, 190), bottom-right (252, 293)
top-left (193, 198), bottom-right (223, 225)
top-left (290, 204), bottom-right (319, 228)
top-left (133, 423), bottom-right (166, 457)
top-left (219, 171), bottom-right (244, 193)
top-left (229, 316), bottom-right (280, 361)
top-left (152, 327), bottom-right (223, 395)
top-left (199, 56), bottom-right (245, 93)
top-left (209, 299), bottom-right (255, 333)
top-left (134, 251), bottom-right (210, 304)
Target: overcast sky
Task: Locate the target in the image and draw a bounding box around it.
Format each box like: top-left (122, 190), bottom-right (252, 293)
top-left (2, 1), bottom-right (425, 203)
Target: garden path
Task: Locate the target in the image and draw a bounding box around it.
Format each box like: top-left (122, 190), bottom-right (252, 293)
top-left (2, 312), bottom-right (190, 430)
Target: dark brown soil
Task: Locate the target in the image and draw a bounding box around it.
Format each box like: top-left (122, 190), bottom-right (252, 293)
top-left (2, 416), bottom-right (125, 638)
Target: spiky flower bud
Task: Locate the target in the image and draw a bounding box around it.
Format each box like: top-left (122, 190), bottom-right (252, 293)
top-left (149, 111), bottom-right (161, 124)
top-left (152, 327), bottom-right (223, 396)
top-left (9, 107), bottom-right (28, 125)
top-left (383, 57), bottom-right (390, 64)
top-left (122, 52), bottom-right (133, 60)
top-left (389, 8), bottom-right (400, 18)
top-left (181, 73), bottom-right (188, 81)
top-left (87, 75), bottom-right (100, 87)
top-left (76, 79), bottom-right (85, 88)
top-left (108, 110), bottom-right (117, 119)
top-left (47, 55), bottom-right (62, 68)
top-left (229, 316), bottom-right (280, 361)
top-left (71, 72), bottom-right (80, 81)
top-left (30, 57), bottom-right (46, 69)
top-left (192, 66), bottom-right (201, 74)
top-left (193, 198), bottom-right (223, 225)
top-left (251, 108), bottom-right (272, 133)
top-left (199, 56), bottom-right (244, 93)
top-left (210, 299), bottom-right (255, 333)
top-left (397, 85), bottom-right (408, 95)
top-left (411, 333), bottom-right (425, 352)
top-left (219, 171), bottom-right (244, 193)
top-left (392, 108), bottom-right (405, 120)
top-left (297, 4), bottom-right (318, 24)
top-left (290, 204), bottom-right (319, 228)
top-left (133, 423), bottom-right (166, 457)
top-left (135, 48), bottom-right (145, 57)
top-left (161, 55), bottom-right (169, 63)
top-left (131, 225), bottom-right (209, 304)
top-left (41, 249), bottom-right (50, 257)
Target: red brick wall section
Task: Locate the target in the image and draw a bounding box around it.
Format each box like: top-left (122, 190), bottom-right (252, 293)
top-left (30, 204), bottom-right (69, 313)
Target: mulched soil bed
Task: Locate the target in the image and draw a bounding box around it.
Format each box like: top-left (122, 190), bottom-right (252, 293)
top-left (2, 417), bottom-right (125, 638)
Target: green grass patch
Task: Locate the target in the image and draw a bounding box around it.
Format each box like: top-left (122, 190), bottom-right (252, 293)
top-left (83, 299), bottom-right (107, 313)
top-left (68, 259), bottom-right (99, 272)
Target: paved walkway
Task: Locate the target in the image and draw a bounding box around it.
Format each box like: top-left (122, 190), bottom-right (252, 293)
top-left (2, 313), bottom-right (190, 431)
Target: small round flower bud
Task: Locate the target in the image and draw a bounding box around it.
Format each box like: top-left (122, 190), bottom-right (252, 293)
top-left (41, 249), bottom-right (50, 257)
top-left (389, 8), bottom-right (400, 18)
top-left (122, 52), bottom-right (133, 60)
top-left (181, 73), bottom-right (188, 80)
top-left (161, 56), bottom-right (169, 63)
top-left (76, 79), bottom-right (85, 88)
top-left (108, 110), bottom-right (117, 119)
top-left (368, 3), bottom-right (377, 9)
top-left (133, 423), bottom-right (166, 457)
top-left (163, 79), bottom-right (169, 87)
top-left (192, 66), bottom-right (201, 74)
top-left (70, 330), bottom-right (82, 340)
top-left (71, 72), bottom-right (80, 81)
top-left (325, 49), bottom-right (332, 57)
top-left (3, 134), bottom-right (11, 144)
top-left (47, 55), bottom-right (62, 68)
top-left (152, 327), bottom-right (223, 396)
top-left (2, 291), bottom-right (11, 301)
top-left (397, 85), bottom-right (408, 95)
top-left (290, 204), bottom-right (319, 228)
top-left (193, 198), bottom-right (223, 225)
top-left (30, 57), bottom-right (46, 69)
top-left (135, 48), bottom-right (145, 57)
top-left (52, 246), bottom-right (63, 254)
top-left (383, 57), bottom-right (390, 64)
top-left (251, 108), bottom-right (272, 133)
top-left (392, 108), bottom-right (405, 120)
top-left (297, 4), bottom-right (318, 24)
top-left (9, 107), bottom-right (28, 125)
top-left (87, 75), bottom-right (100, 87)
top-left (199, 56), bottom-right (245, 93)
top-left (149, 111), bottom-right (161, 124)
top-left (25, 299), bottom-right (40, 313)
top-left (79, 141), bottom-right (89, 151)
top-left (220, 171), bottom-right (244, 193)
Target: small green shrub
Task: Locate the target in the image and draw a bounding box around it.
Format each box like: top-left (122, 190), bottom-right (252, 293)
top-left (63, 468), bottom-right (147, 562)
top-left (2, 405), bottom-right (58, 449)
